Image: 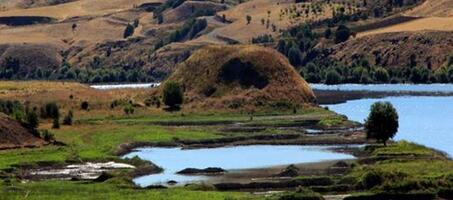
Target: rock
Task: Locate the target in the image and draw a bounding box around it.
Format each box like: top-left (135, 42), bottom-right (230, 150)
top-left (177, 167), bottom-right (226, 175)
top-left (167, 180), bottom-right (178, 185)
top-left (277, 165), bottom-right (300, 177)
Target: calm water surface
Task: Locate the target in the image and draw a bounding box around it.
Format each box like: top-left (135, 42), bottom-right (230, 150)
top-left (311, 83), bottom-right (453, 93)
top-left (90, 83), bottom-right (160, 90)
top-left (124, 145), bottom-right (355, 187)
top-left (325, 96), bottom-right (453, 156)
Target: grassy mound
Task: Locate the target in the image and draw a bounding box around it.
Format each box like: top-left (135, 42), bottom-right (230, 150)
top-left (0, 114), bottom-right (44, 150)
top-left (166, 45), bottom-right (316, 109)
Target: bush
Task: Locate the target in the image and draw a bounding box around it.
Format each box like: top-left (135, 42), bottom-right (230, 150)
top-left (374, 67), bottom-right (389, 83)
top-left (63, 110), bottom-right (73, 125)
top-left (41, 102), bottom-right (59, 119)
top-left (52, 117), bottom-right (60, 129)
top-left (41, 130), bottom-right (55, 142)
top-left (25, 110), bottom-right (39, 130)
top-left (365, 102), bottom-right (399, 145)
top-left (124, 105), bottom-right (135, 115)
top-left (334, 25), bottom-right (351, 43)
top-left (123, 24), bottom-right (135, 38)
top-left (80, 101), bottom-right (89, 111)
top-left (325, 70), bottom-right (341, 85)
top-left (163, 81), bottom-right (183, 109)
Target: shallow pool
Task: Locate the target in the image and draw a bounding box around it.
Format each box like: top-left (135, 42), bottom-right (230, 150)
top-left (123, 145), bottom-right (355, 187)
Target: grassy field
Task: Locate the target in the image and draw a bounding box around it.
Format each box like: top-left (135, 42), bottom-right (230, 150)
top-left (1, 181), bottom-right (254, 200)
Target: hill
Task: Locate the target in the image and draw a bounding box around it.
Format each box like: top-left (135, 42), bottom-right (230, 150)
top-left (0, 114), bottom-right (44, 149)
top-left (329, 31), bottom-right (453, 71)
top-left (165, 45), bottom-right (315, 109)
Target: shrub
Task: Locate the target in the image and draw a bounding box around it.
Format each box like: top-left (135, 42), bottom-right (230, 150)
top-left (41, 102), bottom-right (59, 119)
top-left (163, 81), bottom-right (183, 109)
top-left (52, 117), bottom-right (60, 129)
top-left (334, 25), bottom-right (351, 43)
top-left (325, 70), bottom-right (341, 85)
top-left (123, 24), bottom-right (135, 38)
top-left (80, 101), bottom-right (89, 111)
top-left (365, 102), bottom-right (399, 145)
top-left (63, 110), bottom-right (73, 125)
top-left (25, 110), bottom-right (39, 130)
top-left (41, 130), bottom-right (55, 142)
top-left (246, 15), bottom-right (252, 24)
top-left (374, 67), bottom-right (389, 83)
top-left (124, 105), bottom-right (135, 115)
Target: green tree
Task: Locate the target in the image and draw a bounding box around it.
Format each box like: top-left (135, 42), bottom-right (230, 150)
top-left (324, 28), bottom-right (332, 39)
top-left (374, 67), bottom-right (389, 83)
top-left (52, 116), bottom-right (60, 129)
top-left (334, 25), bottom-right (351, 43)
top-left (246, 15), bottom-right (252, 24)
top-left (25, 110), bottom-right (39, 130)
top-left (81, 101), bottom-right (89, 111)
top-left (287, 46), bottom-right (302, 66)
top-left (365, 102), bottom-right (399, 146)
top-left (163, 81), bottom-right (183, 109)
top-left (63, 110), bottom-right (73, 126)
top-left (325, 70), bottom-right (341, 85)
top-left (123, 24), bottom-right (135, 38)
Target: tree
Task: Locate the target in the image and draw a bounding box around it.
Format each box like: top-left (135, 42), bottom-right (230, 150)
top-left (246, 15), bottom-right (252, 24)
top-left (63, 110), bottom-right (73, 125)
top-left (365, 102), bottom-right (399, 146)
top-left (41, 102), bottom-right (59, 119)
top-left (25, 110), bottom-right (39, 130)
top-left (81, 101), bottom-right (89, 111)
top-left (52, 115), bottom-right (60, 129)
top-left (334, 25), bottom-right (351, 43)
top-left (324, 28), bottom-right (332, 39)
top-left (325, 70), bottom-right (341, 85)
top-left (287, 46), bottom-right (302, 66)
top-left (163, 81), bottom-right (183, 109)
top-left (123, 24), bottom-right (135, 38)
top-left (374, 67), bottom-right (389, 83)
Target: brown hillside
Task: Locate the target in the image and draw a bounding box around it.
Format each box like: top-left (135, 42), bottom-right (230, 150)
top-left (328, 31), bottom-right (453, 70)
top-left (0, 114), bottom-right (45, 150)
top-left (166, 45), bottom-right (315, 109)
top-left (0, 43), bottom-right (63, 72)
top-left (163, 1), bottom-right (228, 24)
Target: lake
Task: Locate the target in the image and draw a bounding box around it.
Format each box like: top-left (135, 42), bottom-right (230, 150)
top-left (90, 83), bottom-right (160, 90)
top-left (123, 145), bottom-right (355, 187)
top-left (325, 95), bottom-right (453, 157)
top-left (311, 83), bottom-right (453, 93)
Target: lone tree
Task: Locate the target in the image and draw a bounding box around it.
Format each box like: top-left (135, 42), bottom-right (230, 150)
top-left (246, 15), bottom-right (252, 24)
top-left (163, 81), bottom-right (183, 109)
top-left (365, 102), bottom-right (399, 146)
top-left (123, 24), bottom-right (135, 38)
top-left (334, 25), bottom-right (351, 43)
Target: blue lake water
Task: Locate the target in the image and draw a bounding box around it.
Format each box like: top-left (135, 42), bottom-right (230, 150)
top-left (123, 145), bottom-right (355, 187)
top-left (325, 96), bottom-right (453, 157)
top-left (311, 83), bottom-right (453, 93)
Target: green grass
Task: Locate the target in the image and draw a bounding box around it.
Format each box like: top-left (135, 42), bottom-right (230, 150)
top-left (0, 180), bottom-right (254, 200)
top-left (348, 141), bottom-right (453, 192)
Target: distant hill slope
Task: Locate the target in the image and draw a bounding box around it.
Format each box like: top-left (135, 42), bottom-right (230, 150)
top-left (0, 114), bottom-right (44, 149)
top-left (357, 0), bottom-right (453, 37)
top-left (329, 31), bottom-right (453, 70)
top-left (166, 45), bottom-right (315, 109)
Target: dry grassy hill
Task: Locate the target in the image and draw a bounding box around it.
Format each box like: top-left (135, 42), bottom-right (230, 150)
top-left (357, 0), bottom-right (453, 37)
top-left (166, 45), bottom-right (315, 109)
top-left (0, 114), bottom-right (44, 149)
top-left (328, 31), bottom-right (453, 70)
